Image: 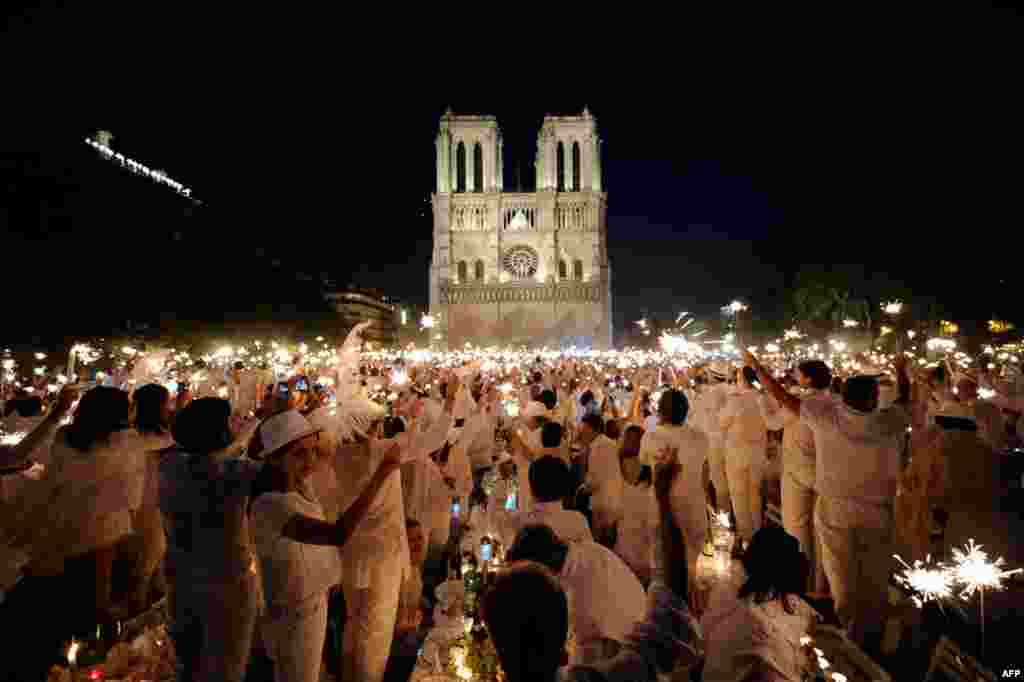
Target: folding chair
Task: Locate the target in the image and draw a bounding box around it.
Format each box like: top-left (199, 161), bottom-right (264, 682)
top-left (924, 636), bottom-right (996, 682)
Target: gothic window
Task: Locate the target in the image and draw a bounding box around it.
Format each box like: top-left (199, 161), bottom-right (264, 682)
top-left (573, 259), bottom-right (583, 281)
top-left (473, 142), bottom-right (484, 193)
top-left (502, 246), bottom-right (540, 280)
top-left (558, 260), bottom-right (568, 279)
top-left (456, 141), bottom-right (466, 193)
top-left (457, 260), bottom-right (468, 282)
top-left (572, 141), bottom-right (581, 191)
top-left (475, 259), bottom-right (485, 281)
top-left (557, 141), bottom-right (565, 192)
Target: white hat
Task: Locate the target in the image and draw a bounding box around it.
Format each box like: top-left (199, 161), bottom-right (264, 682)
top-left (258, 410), bottom-right (323, 459)
top-left (523, 401), bottom-right (549, 419)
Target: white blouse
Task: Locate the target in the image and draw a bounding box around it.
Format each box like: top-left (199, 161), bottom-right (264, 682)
top-left (251, 485), bottom-right (342, 615)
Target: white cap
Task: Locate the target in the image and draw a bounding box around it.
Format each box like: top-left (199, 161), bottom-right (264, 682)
top-left (523, 401), bottom-right (549, 419)
top-left (258, 410), bottom-right (323, 459)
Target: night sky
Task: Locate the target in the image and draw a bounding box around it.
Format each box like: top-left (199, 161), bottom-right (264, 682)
top-left (2, 4), bottom-right (1020, 346)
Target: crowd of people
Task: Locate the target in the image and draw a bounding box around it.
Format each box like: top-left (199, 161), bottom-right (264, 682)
top-left (1, 325), bottom-right (1023, 681)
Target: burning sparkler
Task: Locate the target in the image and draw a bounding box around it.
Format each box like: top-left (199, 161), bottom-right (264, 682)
top-left (950, 539), bottom-right (1021, 600)
top-left (893, 554), bottom-right (955, 609)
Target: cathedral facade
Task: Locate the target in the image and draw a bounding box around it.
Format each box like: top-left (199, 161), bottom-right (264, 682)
top-left (429, 109), bottom-right (613, 349)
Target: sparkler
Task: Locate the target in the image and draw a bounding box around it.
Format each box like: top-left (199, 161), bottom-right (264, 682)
top-left (949, 539), bottom-right (1022, 658)
top-left (842, 319), bottom-right (859, 328)
top-left (893, 554), bottom-right (955, 609)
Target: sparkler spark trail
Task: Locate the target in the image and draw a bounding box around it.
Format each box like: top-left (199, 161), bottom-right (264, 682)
top-left (893, 554), bottom-right (954, 608)
top-left (950, 539), bottom-right (1022, 600)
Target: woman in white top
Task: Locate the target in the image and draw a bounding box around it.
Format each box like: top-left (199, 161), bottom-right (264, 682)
top-left (701, 526), bottom-right (817, 682)
top-left (719, 367), bottom-right (769, 553)
top-left (250, 410), bottom-right (402, 682)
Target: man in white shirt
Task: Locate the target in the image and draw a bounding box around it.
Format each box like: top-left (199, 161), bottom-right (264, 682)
top-left (578, 413), bottom-right (624, 547)
top-left (759, 360), bottom-right (832, 594)
top-left (500, 455), bottom-right (592, 547)
top-left (748, 350), bottom-right (910, 657)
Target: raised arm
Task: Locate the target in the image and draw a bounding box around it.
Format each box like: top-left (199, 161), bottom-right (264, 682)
top-left (745, 351), bottom-right (801, 415)
top-left (6, 386), bottom-right (78, 460)
top-left (282, 440), bottom-right (402, 546)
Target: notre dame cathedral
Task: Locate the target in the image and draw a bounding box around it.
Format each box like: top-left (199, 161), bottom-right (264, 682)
top-left (429, 108), bottom-right (613, 349)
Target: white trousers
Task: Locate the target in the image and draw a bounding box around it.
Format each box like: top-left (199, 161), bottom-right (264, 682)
top-left (262, 593), bottom-right (328, 682)
top-left (342, 559), bottom-right (402, 682)
top-left (815, 496), bottom-right (893, 653)
top-left (724, 443), bottom-right (764, 543)
top-left (781, 471), bottom-right (825, 593)
top-left (707, 441), bottom-right (731, 514)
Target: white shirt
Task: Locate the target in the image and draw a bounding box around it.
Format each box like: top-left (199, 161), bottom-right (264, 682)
top-left (701, 593), bottom-right (816, 682)
top-left (613, 483), bottom-right (658, 583)
top-left (251, 486), bottom-right (342, 612)
top-left (720, 389), bottom-right (768, 449)
top-left (32, 430), bottom-right (138, 573)
top-left (559, 540), bottom-right (647, 664)
top-left (701, 382), bottom-right (732, 445)
top-left (638, 424), bottom-right (708, 557)
top-left (585, 434), bottom-right (624, 516)
top-left (801, 398), bottom-right (908, 508)
top-left (500, 500), bottom-right (592, 547)
top-left (761, 389), bottom-right (830, 488)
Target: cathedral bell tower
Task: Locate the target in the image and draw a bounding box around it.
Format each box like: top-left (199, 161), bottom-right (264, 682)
top-left (430, 108), bottom-right (611, 350)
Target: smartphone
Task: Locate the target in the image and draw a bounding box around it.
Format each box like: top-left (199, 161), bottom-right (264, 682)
top-left (295, 378), bottom-right (309, 391)
top-left (480, 543), bottom-right (493, 562)
top-left (277, 382), bottom-right (290, 397)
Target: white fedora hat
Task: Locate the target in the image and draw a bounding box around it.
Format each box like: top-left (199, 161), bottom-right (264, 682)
top-left (257, 410), bottom-right (323, 459)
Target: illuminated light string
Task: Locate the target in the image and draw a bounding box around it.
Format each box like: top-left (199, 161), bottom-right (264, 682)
top-left (85, 137), bottom-right (199, 203)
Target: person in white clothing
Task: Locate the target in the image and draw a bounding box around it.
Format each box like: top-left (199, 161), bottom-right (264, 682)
top-left (613, 465), bottom-right (657, 586)
top-left (499, 455), bottom-right (592, 547)
top-left (578, 413), bottom-right (624, 546)
top-left (758, 360), bottom-right (832, 594)
top-left (638, 389), bottom-right (708, 589)
top-left (506, 401), bottom-right (553, 512)
top-left (308, 366), bottom-right (457, 682)
top-left (700, 526), bottom-right (817, 682)
top-left (250, 410), bottom-right (401, 682)
top-left (506, 525), bottom-right (647, 665)
top-left (701, 361), bottom-right (733, 519)
top-left (748, 350), bottom-right (910, 657)
top-left (719, 366), bottom-right (769, 553)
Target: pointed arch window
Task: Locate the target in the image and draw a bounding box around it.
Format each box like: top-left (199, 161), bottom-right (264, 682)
top-left (572, 141), bottom-right (581, 191)
top-left (556, 141), bottom-right (565, 192)
top-left (473, 142), bottom-right (484, 193)
top-left (457, 261), bottom-right (468, 283)
top-left (456, 141), bottom-right (467, 193)
top-left (573, 259), bottom-right (583, 281)
top-left (558, 260), bottom-right (568, 280)
top-left (475, 260), bottom-right (485, 281)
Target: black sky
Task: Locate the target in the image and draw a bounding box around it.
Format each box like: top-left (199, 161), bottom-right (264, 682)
top-left (2, 4), bottom-right (1021, 345)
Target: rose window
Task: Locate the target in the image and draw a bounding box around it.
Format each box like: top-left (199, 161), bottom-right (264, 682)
top-left (502, 246), bottom-right (539, 280)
